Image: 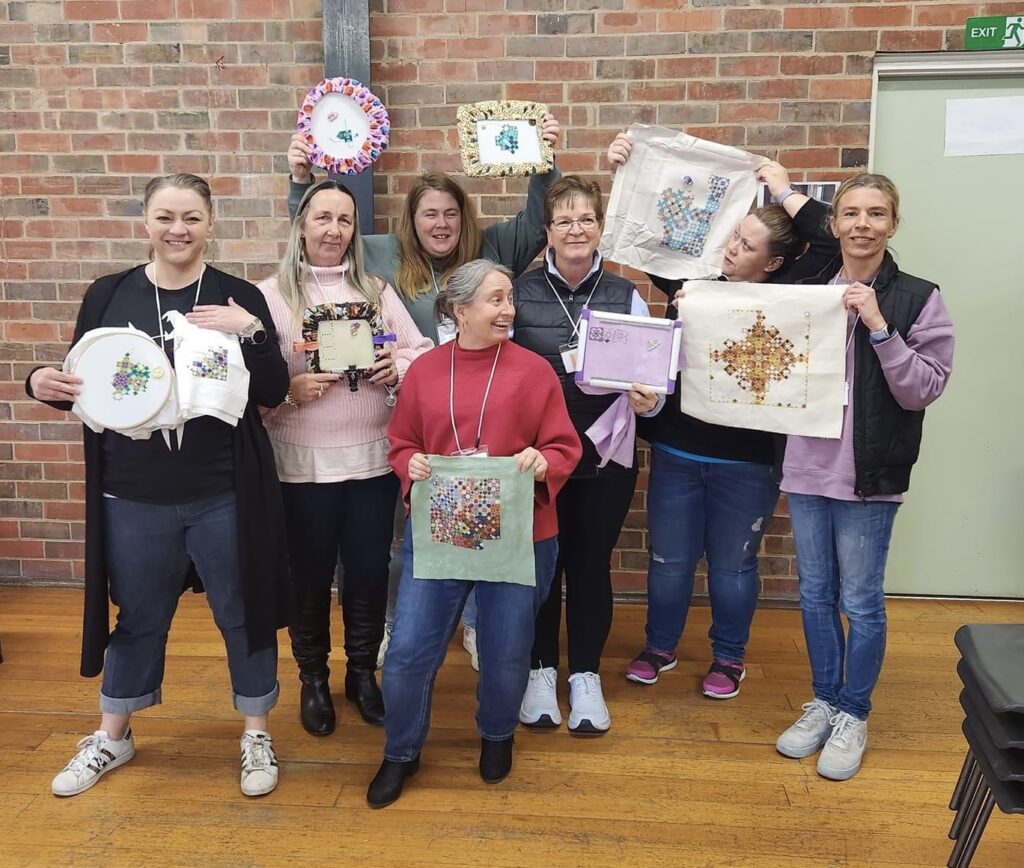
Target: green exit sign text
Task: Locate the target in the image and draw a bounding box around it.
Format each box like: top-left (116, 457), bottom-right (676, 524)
top-left (965, 15), bottom-right (1024, 50)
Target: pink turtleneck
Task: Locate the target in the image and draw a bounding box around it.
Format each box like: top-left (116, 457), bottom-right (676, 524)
top-left (259, 262), bottom-right (433, 483)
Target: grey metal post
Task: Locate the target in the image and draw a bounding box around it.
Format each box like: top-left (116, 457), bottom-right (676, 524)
top-left (322, 0), bottom-right (375, 236)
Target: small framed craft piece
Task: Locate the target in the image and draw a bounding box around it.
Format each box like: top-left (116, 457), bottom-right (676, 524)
top-left (457, 100), bottom-right (553, 178)
top-left (410, 456), bottom-right (536, 585)
top-left (65, 329), bottom-right (174, 432)
top-left (299, 302), bottom-right (391, 391)
top-left (295, 77), bottom-right (390, 176)
top-left (575, 309), bottom-right (683, 395)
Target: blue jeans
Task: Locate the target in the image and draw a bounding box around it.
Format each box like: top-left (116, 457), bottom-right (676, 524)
top-left (385, 506), bottom-right (477, 629)
top-left (462, 589), bottom-right (478, 630)
top-left (645, 447), bottom-right (780, 664)
top-left (382, 530), bottom-right (558, 760)
top-left (101, 492), bottom-right (279, 716)
top-left (788, 494), bottom-right (900, 721)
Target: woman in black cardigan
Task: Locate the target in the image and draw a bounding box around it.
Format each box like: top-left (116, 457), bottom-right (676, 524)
top-left (26, 174), bottom-right (290, 799)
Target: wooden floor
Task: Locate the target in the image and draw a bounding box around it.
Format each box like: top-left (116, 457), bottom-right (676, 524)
top-left (0, 588), bottom-right (1021, 867)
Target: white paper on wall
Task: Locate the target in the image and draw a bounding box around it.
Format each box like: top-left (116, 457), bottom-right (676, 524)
top-left (599, 124), bottom-right (761, 280)
top-left (945, 96), bottom-right (1024, 157)
top-left (677, 280), bottom-right (847, 439)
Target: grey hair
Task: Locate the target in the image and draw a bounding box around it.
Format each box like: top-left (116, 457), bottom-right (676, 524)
top-left (433, 259), bottom-right (513, 324)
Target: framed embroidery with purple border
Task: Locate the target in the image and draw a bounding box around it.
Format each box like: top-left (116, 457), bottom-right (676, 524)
top-left (295, 77), bottom-right (389, 176)
top-left (574, 309), bottom-right (683, 395)
top-left (456, 100), bottom-right (553, 178)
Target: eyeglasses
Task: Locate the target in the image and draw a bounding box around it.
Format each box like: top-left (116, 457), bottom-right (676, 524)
top-left (550, 217), bottom-right (599, 232)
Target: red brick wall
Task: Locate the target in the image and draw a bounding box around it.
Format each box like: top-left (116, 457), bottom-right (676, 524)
top-left (0, 0), bottom-right (1007, 594)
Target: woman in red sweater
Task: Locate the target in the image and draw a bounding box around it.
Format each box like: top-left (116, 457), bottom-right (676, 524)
top-left (367, 259), bottom-right (582, 808)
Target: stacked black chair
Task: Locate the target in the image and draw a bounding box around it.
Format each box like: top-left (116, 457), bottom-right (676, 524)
top-left (947, 624), bottom-right (1024, 867)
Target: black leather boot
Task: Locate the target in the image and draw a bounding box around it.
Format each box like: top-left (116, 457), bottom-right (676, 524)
top-left (342, 586), bottom-right (387, 726)
top-left (289, 583), bottom-right (336, 736)
top-left (366, 755), bottom-right (420, 808)
top-left (479, 735), bottom-right (514, 784)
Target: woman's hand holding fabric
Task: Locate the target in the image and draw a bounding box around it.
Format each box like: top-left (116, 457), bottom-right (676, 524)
top-left (514, 447), bottom-right (548, 481)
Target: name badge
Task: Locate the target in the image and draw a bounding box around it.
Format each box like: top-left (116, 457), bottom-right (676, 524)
top-left (450, 445), bottom-right (489, 458)
top-left (436, 316), bottom-right (457, 346)
top-left (558, 340), bottom-right (579, 374)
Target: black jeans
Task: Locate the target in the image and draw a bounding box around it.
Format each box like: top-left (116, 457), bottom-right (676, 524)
top-left (281, 473), bottom-right (399, 668)
top-left (530, 471), bottom-right (638, 675)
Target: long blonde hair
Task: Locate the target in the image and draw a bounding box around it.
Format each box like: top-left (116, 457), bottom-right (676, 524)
top-left (277, 180), bottom-right (382, 321)
top-left (394, 173), bottom-right (483, 300)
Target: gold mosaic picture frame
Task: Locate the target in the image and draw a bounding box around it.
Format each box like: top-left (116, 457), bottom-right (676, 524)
top-left (456, 100), bottom-right (553, 178)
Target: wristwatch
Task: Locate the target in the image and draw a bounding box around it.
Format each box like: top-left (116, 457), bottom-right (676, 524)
top-left (868, 323), bottom-right (895, 344)
top-left (239, 317), bottom-right (268, 345)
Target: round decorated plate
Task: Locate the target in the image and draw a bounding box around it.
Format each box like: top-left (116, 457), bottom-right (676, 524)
top-left (70, 332), bottom-right (174, 431)
top-left (296, 77), bottom-right (389, 176)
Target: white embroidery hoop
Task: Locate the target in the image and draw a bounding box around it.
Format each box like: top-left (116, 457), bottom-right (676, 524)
top-left (66, 330), bottom-right (174, 432)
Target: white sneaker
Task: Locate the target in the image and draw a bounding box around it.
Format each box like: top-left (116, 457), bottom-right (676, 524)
top-left (816, 711), bottom-right (868, 781)
top-left (519, 667), bottom-right (561, 728)
top-left (377, 623), bottom-right (392, 669)
top-left (52, 728), bottom-right (135, 797)
top-left (462, 626), bottom-right (480, 671)
top-left (567, 672), bottom-right (611, 735)
top-left (240, 730), bottom-right (278, 797)
top-left (776, 699), bottom-right (836, 758)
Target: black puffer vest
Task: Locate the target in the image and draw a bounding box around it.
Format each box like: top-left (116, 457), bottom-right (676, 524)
top-left (800, 251), bottom-right (937, 496)
top-left (513, 261), bottom-right (635, 478)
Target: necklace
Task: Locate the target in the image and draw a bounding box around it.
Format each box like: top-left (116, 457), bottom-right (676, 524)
top-left (150, 262), bottom-right (205, 351)
top-left (448, 340), bottom-right (501, 455)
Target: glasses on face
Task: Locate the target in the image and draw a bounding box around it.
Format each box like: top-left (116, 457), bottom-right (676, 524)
top-left (550, 216), bottom-right (599, 232)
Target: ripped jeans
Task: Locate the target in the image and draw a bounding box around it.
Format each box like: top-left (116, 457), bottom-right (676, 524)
top-left (644, 445), bottom-right (780, 664)
top-left (787, 494), bottom-right (899, 720)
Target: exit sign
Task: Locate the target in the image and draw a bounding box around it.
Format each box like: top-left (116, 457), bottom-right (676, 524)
top-left (965, 15), bottom-right (1024, 50)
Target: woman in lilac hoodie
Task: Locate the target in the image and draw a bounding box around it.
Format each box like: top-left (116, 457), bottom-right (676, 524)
top-left (774, 174), bottom-right (954, 781)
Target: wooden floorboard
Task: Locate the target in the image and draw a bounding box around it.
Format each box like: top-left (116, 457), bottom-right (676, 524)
top-left (0, 587), bottom-right (1021, 867)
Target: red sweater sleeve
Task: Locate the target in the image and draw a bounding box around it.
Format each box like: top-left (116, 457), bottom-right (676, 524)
top-left (530, 361), bottom-right (582, 509)
top-left (386, 353), bottom-right (427, 502)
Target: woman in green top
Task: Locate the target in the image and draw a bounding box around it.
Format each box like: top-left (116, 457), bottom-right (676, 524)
top-left (286, 114), bottom-right (562, 342)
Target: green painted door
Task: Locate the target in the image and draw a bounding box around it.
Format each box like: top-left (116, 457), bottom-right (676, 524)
top-left (873, 72), bottom-right (1024, 597)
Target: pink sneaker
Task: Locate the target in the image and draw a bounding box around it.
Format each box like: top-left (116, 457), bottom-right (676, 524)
top-left (701, 660), bottom-right (746, 699)
top-left (625, 648), bottom-right (677, 685)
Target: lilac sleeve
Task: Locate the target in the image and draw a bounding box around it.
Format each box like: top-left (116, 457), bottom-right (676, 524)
top-left (872, 289), bottom-right (954, 411)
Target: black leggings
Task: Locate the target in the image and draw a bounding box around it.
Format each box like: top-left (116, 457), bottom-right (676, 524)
top-left (282, 473), bottom-right (398, 664)
top-left (531, 471), bottom-right (637, 674)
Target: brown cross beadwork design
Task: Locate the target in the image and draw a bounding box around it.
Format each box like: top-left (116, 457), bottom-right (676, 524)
top-left (710, 310), bottom-right (809, 405)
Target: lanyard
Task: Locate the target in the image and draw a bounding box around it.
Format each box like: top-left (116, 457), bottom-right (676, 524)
top-left (543, 270), bottom-right (602, 341)
top-left (308, 264), bottom-right (336, 297)
top-left (834, 270), bottom-right (878, 355)
top-left (152, 263), bottom-right (205, 351)
top-left (449, 340), bottom-right (501, 454)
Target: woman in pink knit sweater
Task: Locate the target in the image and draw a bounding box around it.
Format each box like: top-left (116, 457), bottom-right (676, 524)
top-left (259, 180), bottom-right (432, 737)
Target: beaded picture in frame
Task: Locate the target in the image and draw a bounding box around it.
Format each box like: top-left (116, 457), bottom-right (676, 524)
top-left (457, 100), bottom-right (553, 178)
